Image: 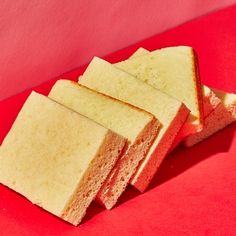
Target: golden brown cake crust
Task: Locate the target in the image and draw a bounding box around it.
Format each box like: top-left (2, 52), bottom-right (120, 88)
top-left (71, 81), bottom-right (156, 118)
top-left (191, 48), bottom-right (204, 124)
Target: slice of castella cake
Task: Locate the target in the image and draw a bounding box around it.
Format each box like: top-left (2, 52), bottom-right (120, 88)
top-left (0, 92), bottom-right (126, 225)
top-left (49, 80), bottom-right (160, 209)
top-left (79, 57), bottom-right (189, 192)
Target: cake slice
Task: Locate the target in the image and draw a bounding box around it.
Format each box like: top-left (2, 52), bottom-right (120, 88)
top-left (49, 80), bottom-right (159, 209)
top-left (116, 46), bottom-right (203, 126)
top-left (170, 85), bottom-right (221, 150)
top-left (79, 57), bottom-right (189, 192)
top-left (122, 47), bottom-right (205, 150)
top-left (0, 92), bottom-right (126, 225)
top-left (184, 88), bottom-right (236, 146)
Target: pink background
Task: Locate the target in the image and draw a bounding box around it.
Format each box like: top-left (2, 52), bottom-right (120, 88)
top-left (0, 0), bottom-right (236, 100)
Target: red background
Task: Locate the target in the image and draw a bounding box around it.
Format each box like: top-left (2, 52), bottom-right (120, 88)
top-left (0, 5), bottom-right (236, 235)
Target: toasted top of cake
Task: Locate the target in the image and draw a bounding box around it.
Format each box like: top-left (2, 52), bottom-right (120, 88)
top-left (115, 46), bottom-right (203, 124)
top-left (49, 80), bottom-right (157, 142)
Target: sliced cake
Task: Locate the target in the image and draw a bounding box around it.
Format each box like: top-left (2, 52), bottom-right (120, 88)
top-left (79, 57), bottom-right (189, 192)
top-left (49, 80), bottom-right (159, 209)
top-left (123, 47), bottom-right (205, 150)
top-left (0, 92), bottom-right (126, 225)
top-left (116, 46), bottom-right (203, 126)
top-left (184, 88), bottom-right (236, 146)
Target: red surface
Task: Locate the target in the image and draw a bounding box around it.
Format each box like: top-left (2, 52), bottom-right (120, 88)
top-left (1, 0), bottom-right (236, 101)
top-left (1, 5), bottom-right (236, 235)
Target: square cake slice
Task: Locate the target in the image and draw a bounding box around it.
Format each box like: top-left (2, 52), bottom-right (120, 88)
top-left (79, 57), bottom-right (189, 192)
top-left (0, 92), bottom-right (126, 225)
top-left (49, 80), bottom-right (159, 209)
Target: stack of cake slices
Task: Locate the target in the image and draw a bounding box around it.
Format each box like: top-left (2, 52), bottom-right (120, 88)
top-left (0, 46), bottom-right (235, 225)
